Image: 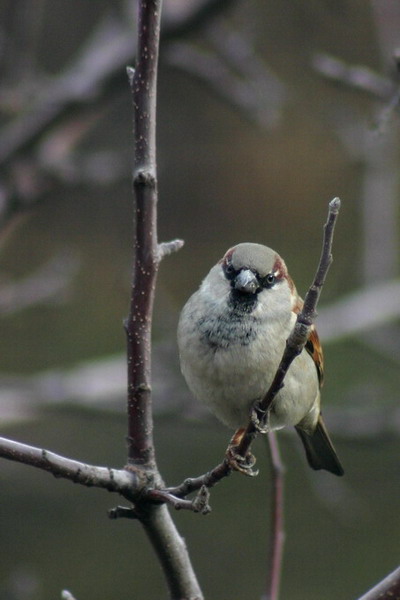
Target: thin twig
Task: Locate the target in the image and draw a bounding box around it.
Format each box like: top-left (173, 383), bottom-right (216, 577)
top-left (148, 487), bottom-right (211, 514)
top-left (312, 53), bottom-right (394, 100)
top-left (317, 279), bottom-right (400, 342)
top-left (0, 250), bottom-right (79, 315)
top-left (0, 0), bottom-right (238, 168)
top-left (237, 197), bottom-right (341, 457)
top-left (265, 432), bottom-right (285, 600)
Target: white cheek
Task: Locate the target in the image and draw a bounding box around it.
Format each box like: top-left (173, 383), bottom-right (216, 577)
top-left (200, 270), bottom-right (229, 306)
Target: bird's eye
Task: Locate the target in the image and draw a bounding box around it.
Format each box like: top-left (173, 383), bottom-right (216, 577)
top-left (263, 273), bottom-right (276, 287)
top-left (223, 262), bottom-right (236, 280)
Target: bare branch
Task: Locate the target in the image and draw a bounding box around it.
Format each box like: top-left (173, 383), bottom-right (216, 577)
top-left (166, 39), bottom-right (283, 130)
top-left (318, 279), bottom-right (400, 342)
top-left (264, 432), bottom-right (285, 600)
top-left (356, 566), bottom-right (400, 600)
top-left (237, 197), bottom-right (341, 455)
top-left (124, 3), bottom-right (202, 597)
top-left (0, 16), bottom-right (135, 166)
top-left (312, 53), bottom-right (394, 99)
top-left (148, 486), bottom-right (211, 515)
top-left (125, 0), bottom-right (162, 468)
top-left (0, 0), bottom-right (239, 168)
top-left (0, 436), bottom-right (137, 498)
top-left (165, 461), bottom-right (231, 498)
top-left (0, 250), bottom-right (79, 316)
top-left (158, 238), bottom-right (185, 259)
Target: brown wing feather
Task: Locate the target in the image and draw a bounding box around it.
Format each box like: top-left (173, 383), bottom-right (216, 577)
top-left (291, 296), bottom-right (324, 387)
top-left (305, 326), bottom-right (324, 387)
top-left (292, 296), bottom-right (343, 475)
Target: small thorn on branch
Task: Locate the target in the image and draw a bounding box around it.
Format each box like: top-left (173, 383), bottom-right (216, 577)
top-left (108, 505), bottom-right (138, 520)
top-left (158, 239), bottom-right (185, 259)
top-left (61, 591), bottom-right (78, 600)
top-left (126, 66), bottom-right (135, 87)
top-left (192, 485), bottom-right (211, 515)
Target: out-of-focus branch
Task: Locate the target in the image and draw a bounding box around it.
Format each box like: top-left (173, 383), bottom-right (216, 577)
top-left (313, 46), bottom-right (399, 346)
top-left (0, 16), bottom-right (135, 166)
top-left (166, 20), bottom-right (284, 130)
top-left (0, 0), bottom-right (239, 168)
top-left (0, 250), bottom-right (79, 316)
top-left (317, 279), bottom-right (400, 342)
top-left (264, 431), bottom-right (285, 600)
top-left (312, 53), bottom-right (394, 99)
top-left (0, 0), bottom-right (240, 236)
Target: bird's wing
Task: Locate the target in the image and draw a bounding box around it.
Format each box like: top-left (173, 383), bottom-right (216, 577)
top-left (292, 297), bottom-right (324, 387)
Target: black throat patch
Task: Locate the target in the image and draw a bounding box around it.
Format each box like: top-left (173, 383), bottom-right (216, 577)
top-left (228, 289), bottom-right (258, 313)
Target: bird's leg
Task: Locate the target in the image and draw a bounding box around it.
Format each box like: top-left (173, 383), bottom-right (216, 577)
top-left (225, 428), bottom-right (259, 477)
top-left (250, 401), bottom-right (270, 434)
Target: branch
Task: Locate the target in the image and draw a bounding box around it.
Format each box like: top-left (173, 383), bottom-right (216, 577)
top-left (0, 16), bottom-right (135, 166)
top-left (124, 3), bottom-right (202, 598)
top-left (158, 238), bottom-right (185, 259)
top-left (0, 436), bottom-right (137, 498)
top-left (125, 0), bottom-right (161, 468)
top-left (264, 432), bottom-right (285, 600)
top-left (148, 486), bottom-right (211, 515)
top-left (312, 53), bottom-right (394, 100)
top-left (317, 279), bottom-right (400, 342)
top-left (356, 566), bottom-right (400, 600)
top-left (0, 250), bottom-right (79, 316)
top-left (236, 197), bottom-right (341, 457)
top-left (166, 31), bottom-right (284, 130)
top-left (0, 1), bottom-right (238, 168)
top-left (0, 0), bottom-right (239, 236)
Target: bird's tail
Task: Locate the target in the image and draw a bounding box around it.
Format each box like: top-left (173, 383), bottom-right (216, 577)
top-left (295, 415), bottom-right (344, 476)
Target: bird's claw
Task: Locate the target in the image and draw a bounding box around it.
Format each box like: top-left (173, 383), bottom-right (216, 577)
top-left (225, 443), bottom-right (259, 477)
top-left (251, 404), bottom-right (269, 434)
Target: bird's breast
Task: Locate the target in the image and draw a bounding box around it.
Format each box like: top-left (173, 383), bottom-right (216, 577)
top-left (196, 310), bottom-right (259, 350)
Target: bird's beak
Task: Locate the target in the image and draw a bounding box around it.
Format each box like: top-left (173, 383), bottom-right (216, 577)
top-left (234, 269), bottom-right (259, 294)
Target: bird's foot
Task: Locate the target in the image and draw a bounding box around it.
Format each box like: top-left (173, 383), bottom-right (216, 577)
top-left (225, 428), bottom-right (259, 477)
top-left (251, 404), bottom-right (269, 434)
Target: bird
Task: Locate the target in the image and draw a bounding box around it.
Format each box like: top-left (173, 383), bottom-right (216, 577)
top-left (177, 242), bottom-right (344, 476)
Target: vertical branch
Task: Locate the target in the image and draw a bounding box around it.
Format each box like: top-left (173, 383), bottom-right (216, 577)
top-left (264, 432), bottom-right (285, 600)
top-left (126, 0), bottom-right (162, 466)
top-left (124, 4), bottom-right (202, 598)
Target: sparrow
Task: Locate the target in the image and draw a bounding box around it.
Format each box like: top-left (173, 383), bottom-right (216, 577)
top-left (177, 242), bottom-right (344, 476)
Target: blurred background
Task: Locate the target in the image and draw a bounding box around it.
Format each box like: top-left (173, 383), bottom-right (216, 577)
top-left (0, 1), bottom-right (399, 599)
